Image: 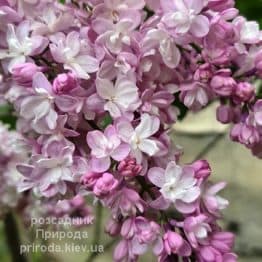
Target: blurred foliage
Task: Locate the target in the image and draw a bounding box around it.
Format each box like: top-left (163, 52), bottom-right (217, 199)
top-left (0, 223), bottom-right (10, 262)
top-left (173, 93), bottom-right (188, 120)
top-left (236, 0), bottom-right (262, 26)
top-left (0, 104), bottom-right (16, 129)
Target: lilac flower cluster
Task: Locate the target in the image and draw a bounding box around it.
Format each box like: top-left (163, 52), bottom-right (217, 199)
top-left (0, 122), bottom-right (28, 217)
top-left (22, 195), bottom-right (94, 228)
top-left (0, 0), bottom-right (262, 261)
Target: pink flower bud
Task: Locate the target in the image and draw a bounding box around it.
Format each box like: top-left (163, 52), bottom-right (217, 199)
top-left (211, 75), bottom-right (236, 97)
top-left (230, 124), bottom-right (241, 142)
top-left (81, 172), bottom-right (101, 189)
top-left (207, 0), bottom-right (234, 12)
top-left (239, 124), bottom-right (260, 147)
top-left (93, 173), bottom-right (118, 197)
top-left (251, 142), bottom-right (262, 158)
top-left (255, 52), bottom-right (262, 77)
top-left (254, 100), bottom-right (262, 126)
top-left (114, 240), bottom-right (128, 262)
top-left (199, 246), bottom-right (221, 261)
top-left (12, 63), bottom-right (42, 87)
top-left (216, 105), bottom-right (234, 124)
top-left (212, 232), bottom-right (235, 251)
top-left (105, 218), bottom-right (121, 236)
top-left (194, 63), bottom-right (212, 82)
top-left (70, 195), bottom-right (85, 207)
top-left (53, 73), bottom-right (77, 94)
top-left (191, 160), bottom-right (211, 179)
top-left (120, 218), bottom-right (134, 239)
top-left (234, 82), bottom-right (255, 102)
top-left (118, 156), bottom-right (142, 177)
top-left (163, 230), bottom-right (191, 257)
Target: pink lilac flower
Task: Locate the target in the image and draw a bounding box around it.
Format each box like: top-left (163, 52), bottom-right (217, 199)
top-left (184, 215), bottom-right (211, 248)
top-left (161, 0), bottom-right (210, 37)
top-left (233, 17), bottom-right (261, 45)
top-left (143, 29), bottom-right (181, 69)
top-left (105, 187), bottom-right (144, 217)
top-left (96, 76), bottom-right (140, 118)
top-left (202, 182), bottom-right (229, 216)
top-left (0, 20), bottom-right (48, 72)
top-left (117, 113), bottom-right (160, 162)
top-left (148, 161), bottom-right (200, 213)
top-left (115, 216), bottom-right (161, 260)
top-left (50, 31), bottom-right (99, 80)
top-left (19, 72), bottom-right (58, 132)
top-left (18, 136), bottom-right (86, 197)
top-left (96, 19), bottom-right (138, 54)
top-left (180, 82), bottom-right (209, 111)
top-left (87, 125), bottom-right (130, 172)
top-left (31, 6), bottom-right (75, 35)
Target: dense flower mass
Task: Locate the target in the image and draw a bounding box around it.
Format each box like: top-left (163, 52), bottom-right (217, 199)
top-left (0, 0), bottom-right (262, 261)
top-left (0, 122), bottom-right (28, 217)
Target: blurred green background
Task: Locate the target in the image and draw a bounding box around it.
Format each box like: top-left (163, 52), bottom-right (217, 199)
top-left (236, 0), bottom-right (262, 26)
top-left (0, 0), bottom-right (262, 262)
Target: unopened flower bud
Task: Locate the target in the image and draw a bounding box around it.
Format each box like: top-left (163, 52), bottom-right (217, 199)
top-left (216, 105), bottom-right (234, 124)
top-left (191, 160), bottom-right (211, 179)
top-left (105, 218), bottom-right (121, 236)
top-left (234, 82), bottom-right (254, 102)
top-left (81, 172), bottom-right (101, 189)
top-left (53, 73), bottom-right (77, 94)
top-left (93, 173), bottom-right (118, 197)
top-left (12, 63), bottom-right (42, 87)
top-left (163, 230), bottom-right (191, 256)
top-left (211, 75), bottom-right (236, 97)
top-left (118, 157), bottom-right (142, 177)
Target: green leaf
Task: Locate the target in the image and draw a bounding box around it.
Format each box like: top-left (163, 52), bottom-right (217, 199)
top-left (99, 114), bottom-right (113, 129)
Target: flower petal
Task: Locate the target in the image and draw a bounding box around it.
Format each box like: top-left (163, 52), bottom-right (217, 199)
top-left (135, 113), bottom-right (160, 139)
top-left (190, 15), bottom-right (210, 38)
top-left (91, 157), bottom-right (111, 173)
top-left (111, 143), bottom-right (130, 161)
top-left (139, 138), bottom-right (159, 156)
top-left (148, 167), bottom-right (165, 187)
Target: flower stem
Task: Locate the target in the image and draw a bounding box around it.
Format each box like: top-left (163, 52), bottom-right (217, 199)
top-left (86, 202), bottom-right (103, 262)
top-left (3, 212), bottom-right (28, 262)
top-left (92, 202), bottom-right (103, 246)
top-left (193, 133), bottom-right (226, 162)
